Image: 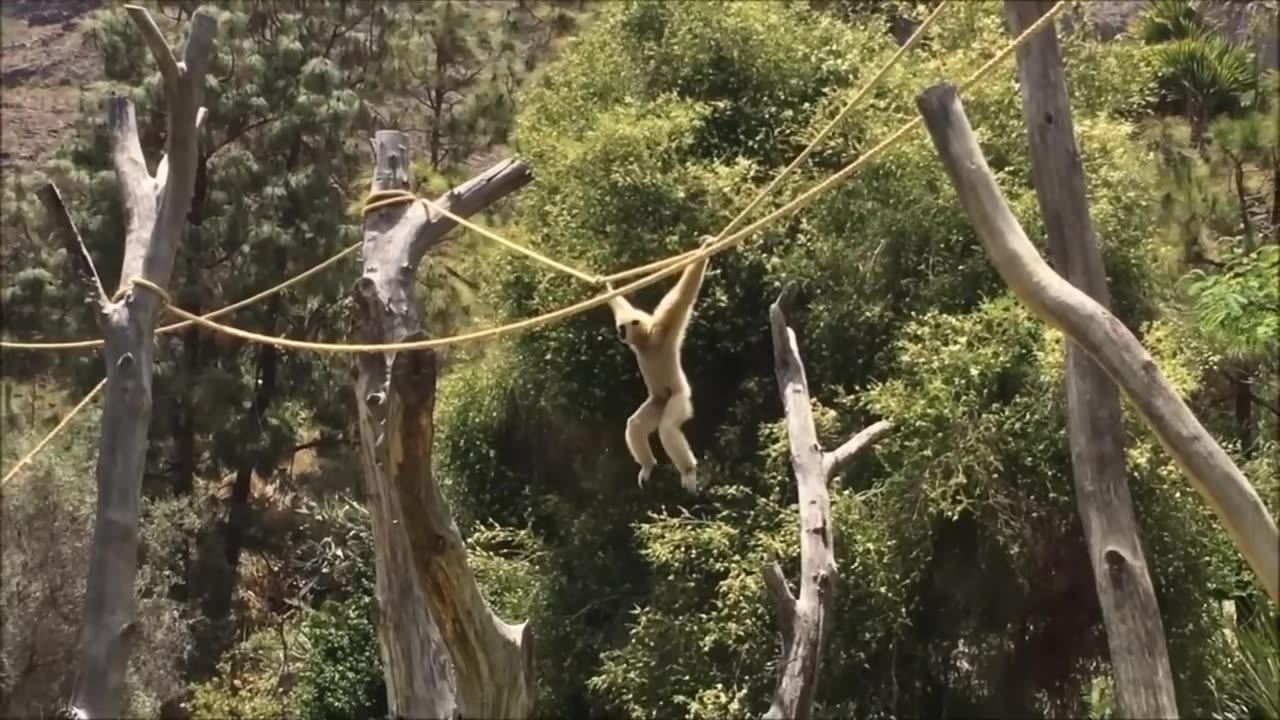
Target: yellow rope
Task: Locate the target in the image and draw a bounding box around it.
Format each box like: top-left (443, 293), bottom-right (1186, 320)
top-left (364, 189), bottom-right (603, 284)
top-left (0, 242), bottom-right (362, 350)
top-left (127, 0), bottom-right (1065, 354)
top-left (0, 0), bottom-right (1066, 356)
top-left (357, 3), bottom-right (951, 288)
top-left (0, 378), bottom-right (106, 487)
top-left (0, 1), bottom-right (943, 352)
top-left (599, 0), bottom-right (951, 285)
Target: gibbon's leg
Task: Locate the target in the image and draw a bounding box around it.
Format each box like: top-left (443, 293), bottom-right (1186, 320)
top-left (626, 397), bottom-right (663, 487)
top-left (658, 392), bottom-right (698, 492)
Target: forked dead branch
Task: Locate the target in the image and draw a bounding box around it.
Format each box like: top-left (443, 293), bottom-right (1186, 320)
top-left (38, 5), bottom-right (219, 718)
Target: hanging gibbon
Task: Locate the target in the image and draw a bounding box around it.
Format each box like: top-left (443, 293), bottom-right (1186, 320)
top-left (607, 236), bottom-right (714, 491)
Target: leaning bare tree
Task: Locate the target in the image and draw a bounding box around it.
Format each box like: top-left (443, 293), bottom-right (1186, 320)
top-left (352, 131), bottom-right (535, 718)
top-left (31, 7), bottom-right (218, 718)
top-left (915, 82), bottom-right (1280, 605)
top-left (762, 286), bottom-right (892, 720)
top-left (1004, 2), bottom-right (1177, 715)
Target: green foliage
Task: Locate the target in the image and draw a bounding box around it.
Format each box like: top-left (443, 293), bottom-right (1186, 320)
top-left (1, 398), bottom-right (192, 718)
top-left (1183, 244), bottom-right (1280, 360)
top-left (1131, 0), bottom-right (1264, 130)
top-left (189, 498), bottom-right (385, 720)
top-left (293, 585), bottom-right (386, 720)
top-left (438, 1), bottom-right (1188, 717)
top-left (1218, 606), bottom-right (1280, 720)
top-left (1132, 0), bottom-right (1208, 44)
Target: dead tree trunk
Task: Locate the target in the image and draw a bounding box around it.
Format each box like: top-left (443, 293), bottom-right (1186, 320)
top-left (352, 131), bottom-right (534, 718)
top-left (763, 286), bottom-right (893, 720)
top-left (915, 82), bottom-right (1280, 605)
top-left (1003, 2), bottom-right (1178, 715)
top-left (41, 7), bottom-right (217, 718)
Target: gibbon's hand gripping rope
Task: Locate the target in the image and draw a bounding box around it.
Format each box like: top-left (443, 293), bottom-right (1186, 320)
top-left (0, 0), bottom-right (1066, 356)
top-left (105, 0), bottom-right (1066, 354)
top-left (359, 0), bottom-right (952, 286)
top-left (0, 0), bottom-right (949, 352)
top-left (0, 1), bottom-right (1065, 484)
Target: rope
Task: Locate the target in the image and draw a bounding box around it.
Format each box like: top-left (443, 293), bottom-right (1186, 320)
top-left (0, 0), bottom-right (1066, 357)
top-left (0, 242), bottom-right (362, 350)
top-left (129, 0), bottom-right (1066, 354)
top-left (357, 3), bottom-right (951, 288)
top-left (599, 0), bottom-right (951, 285)
top-left (0, 378), bottom-right (106, 487)
top-left (364, 189), bottom-right (603, 284)
top-left (0, 0), bottom-right (943, 352)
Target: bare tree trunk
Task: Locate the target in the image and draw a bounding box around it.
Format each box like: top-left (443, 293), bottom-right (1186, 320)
top-left (43, 7), bottom-right (218, 718)
top-left (1003, 3), bottom-right (1178, 716)
top-left (915, 82), bottom-right (1280, 605)
top-left (763, 285), bottom-right (892, 720)
top-left (352, 132), bottom-right (534, 718)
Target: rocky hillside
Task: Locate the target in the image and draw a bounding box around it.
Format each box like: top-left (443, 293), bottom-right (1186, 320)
top-left (0, 0), bottom-right (102, 174)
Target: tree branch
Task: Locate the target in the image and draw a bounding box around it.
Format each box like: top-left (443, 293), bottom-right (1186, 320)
top-left (762, 561), bottom-right (797, 652)
top-left (916, 81), bottom-right (1280, 604)
top-left (107, 97), bottom-right (154, 243)
top-left (124, 5), bottom-right (178, 89)
top-left (352, 136), bottom-right (533, 718)
top-left (822, 420), bottom-right (894, 480)
top-left (156, 107), bottom-right (207, 191)
top-left (36, 181), bottom-right (108, 305)
top-left (764, 289), bottom-right (836, 720)
top-left (413, 156), bottom-right (533, 262)
top-left (71, 8), bottom-right (218, 718)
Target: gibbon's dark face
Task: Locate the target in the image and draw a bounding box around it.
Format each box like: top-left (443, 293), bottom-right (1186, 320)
top-left (615, 314), bottom-right (653, 347)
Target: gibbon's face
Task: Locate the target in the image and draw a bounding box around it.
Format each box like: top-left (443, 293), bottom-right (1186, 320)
top-left (613, 309), bottom-right (654, 347)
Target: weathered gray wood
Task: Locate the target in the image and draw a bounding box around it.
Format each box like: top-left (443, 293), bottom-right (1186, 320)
top-left (36, 182), bottom-right (107, 305)
top-left (763, 288), bottom-right (891, 720)
top-left (916, 82), bottom-right (1280, 605)
top-left (353, 131), bottom-right (534, 719)
top-left (69, 7), bottom-right (217, 718)
top-left (1004, 3), bottom-right (1179, 715)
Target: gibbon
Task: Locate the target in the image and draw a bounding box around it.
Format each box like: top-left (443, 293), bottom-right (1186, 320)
top-left (607, 236), bottom-right (714, 491)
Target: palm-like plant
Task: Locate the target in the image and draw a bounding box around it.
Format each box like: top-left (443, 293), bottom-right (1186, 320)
top-left (1154, 34), bottom-right (1257, 137)
top-left (1133, 0), bottom-right (1207, 43)
top-left (1132, 0), bottom-right (1259, 141)
top-left (1218, 606), bottom-right (1280, 720)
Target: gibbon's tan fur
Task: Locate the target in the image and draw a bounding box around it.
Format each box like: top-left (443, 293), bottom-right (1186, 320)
top-left (608, 236), bottom-right (714, 491)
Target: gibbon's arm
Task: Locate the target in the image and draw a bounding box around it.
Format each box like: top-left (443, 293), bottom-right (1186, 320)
top-left (652, 254), bottom-right (708, 342)
top-left (605, 282), bottom-right (638, 315)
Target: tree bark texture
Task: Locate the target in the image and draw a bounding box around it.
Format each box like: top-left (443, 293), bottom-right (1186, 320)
top-left (352, 131), bottom-right (534, 719)
top-left (763, 287), bottom-right (892, 720)
top-left (1003, 3), bottom-right (1178, 716)
top-left (63, 7), bottom-right (217, 718)
top-left (915, 82), bottom-right (1280, 605)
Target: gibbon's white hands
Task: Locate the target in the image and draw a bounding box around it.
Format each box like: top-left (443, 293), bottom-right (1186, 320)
top-left (608, 235), bottom-right (714, 492)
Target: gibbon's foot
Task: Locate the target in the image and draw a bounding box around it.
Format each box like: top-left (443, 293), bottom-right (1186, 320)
top-left (637, 463), bottom-right (655, 488)
top-left (679, 466), bottom-right (698, 493)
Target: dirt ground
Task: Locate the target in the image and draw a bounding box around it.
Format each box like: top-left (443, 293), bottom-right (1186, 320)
top-left (0, 0), bottom-right (103, 174)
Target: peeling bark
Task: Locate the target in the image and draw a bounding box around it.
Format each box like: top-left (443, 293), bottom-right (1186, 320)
top-left (352, 131), bottom-right (534, 718)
